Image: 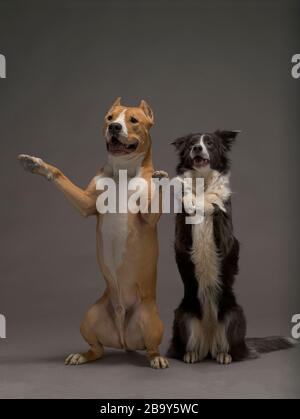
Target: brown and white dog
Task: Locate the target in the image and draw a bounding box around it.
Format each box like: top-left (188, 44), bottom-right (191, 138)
top-left (18, 97), bottom-right (169, 369)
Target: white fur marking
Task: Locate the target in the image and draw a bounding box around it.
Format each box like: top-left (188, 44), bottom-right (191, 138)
top-left (183, 351), bottom-right (200, 364)
top-left (192, 216), bottom-right (220, 295)
top-left (101, 212), bottom-right (128, 282)
top-left (114, 109), bottom-right (128, 137)
top-left (184, 169), bottom-right (232, 359)
top-left (216, 352), bottom-right (232, 365)
top-left (100, 156), bottom-right (146, 280)
top-left (150, 356), bottom-right (169, 369)
top-left (200, 135), bottom-right (209, 160)
top-left (186, 311), bottom-right (229, 360)
top-left (106, 153), bottom-right (144, 179)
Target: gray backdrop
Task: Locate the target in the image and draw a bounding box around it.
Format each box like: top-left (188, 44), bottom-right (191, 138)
top-left (0, 0), bottom-right (299, 398)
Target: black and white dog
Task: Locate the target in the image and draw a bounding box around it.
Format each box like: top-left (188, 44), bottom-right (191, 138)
top-left (168, 130), bottom-right (294, 364)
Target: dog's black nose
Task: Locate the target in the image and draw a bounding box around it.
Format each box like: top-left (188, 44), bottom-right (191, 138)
top-left (193, 144), bottom-right (203, 153)
top-left (109, 123), bottom-right (122, 135)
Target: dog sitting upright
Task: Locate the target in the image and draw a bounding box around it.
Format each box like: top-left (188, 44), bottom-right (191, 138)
top-left (168, 130), bottom-right (294, 364)
top-left (18, 98), bottom-right (169, 369)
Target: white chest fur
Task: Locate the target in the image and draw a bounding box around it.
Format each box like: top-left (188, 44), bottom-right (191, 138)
top-left (101, 212), bottom-right (128, 281)
top-left (189, 215), bottom-right (228, 360)
top-left (98, 156), bottom-right (144, 282)
top-left (189, 170), bottom-right (231, 297)
top-left (191, 216), bottom-right (220, 298)
top-left (186, 170), bottom-right (232, 358)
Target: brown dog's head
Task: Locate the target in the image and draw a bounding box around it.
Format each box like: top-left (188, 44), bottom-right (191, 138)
top-left (103, 97), bottom-right (154, 158)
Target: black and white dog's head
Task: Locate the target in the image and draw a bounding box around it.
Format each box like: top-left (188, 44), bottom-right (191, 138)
top-left (171, 130), bottom-right (240, 175)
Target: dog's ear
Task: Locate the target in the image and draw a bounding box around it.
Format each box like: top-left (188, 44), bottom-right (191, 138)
top-left (139, 100), bottom-right (154, 125)
top-left (215, 130), bottom-right (241, 151)
top-left (106, 97), bottom-right (122, 116)
top-left (111, 97), bottom-right (122, 108)
top-left (171, 135), bottom-right (191, 151)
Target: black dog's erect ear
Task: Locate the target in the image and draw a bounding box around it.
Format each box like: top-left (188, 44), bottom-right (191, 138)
top-left (215, 130), bottom-right (241, 151)
top-left (171, 134), bottom-right (192, 151)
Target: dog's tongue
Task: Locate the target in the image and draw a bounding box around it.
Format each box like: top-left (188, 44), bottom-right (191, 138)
top-left (111, 143), bottom-right (125, 150)
top-left (110, 137), bottom-right (126, 150)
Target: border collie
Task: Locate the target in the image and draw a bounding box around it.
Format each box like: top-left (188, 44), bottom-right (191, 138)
top-left (168, 130), bottom-right (295, 364)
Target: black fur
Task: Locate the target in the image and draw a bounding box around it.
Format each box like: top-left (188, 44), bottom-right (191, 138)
top-left (168, 131), bottom-right (295, 362)
top-left (171, 130), bottom-right (239, 176)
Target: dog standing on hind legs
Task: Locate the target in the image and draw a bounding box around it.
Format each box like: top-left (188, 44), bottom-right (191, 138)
top-left (168, 130), bottom-right (295, 364)
top-left (18, 97), bottom-right (169, 369)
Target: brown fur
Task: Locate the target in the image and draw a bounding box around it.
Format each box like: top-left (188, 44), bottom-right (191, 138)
top-left (18, 98), bottom-right (169, 369)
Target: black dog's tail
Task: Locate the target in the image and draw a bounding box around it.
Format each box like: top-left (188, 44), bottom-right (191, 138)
top-left (167, 336), bottom-right (296, 361)
top-left (246, 336), bottom-right (296, 357)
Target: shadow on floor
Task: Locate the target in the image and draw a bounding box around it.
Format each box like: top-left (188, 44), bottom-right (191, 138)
top-left (0, 349), bottom-right (150, 368)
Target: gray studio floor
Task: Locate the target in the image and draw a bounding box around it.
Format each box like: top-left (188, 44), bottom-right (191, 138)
top-left (0, 326), bottom-right (299, 399)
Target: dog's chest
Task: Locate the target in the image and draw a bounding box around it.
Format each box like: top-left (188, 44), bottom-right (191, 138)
top-left (101, 212), bottom-right (129, 280)
top-left (100, 176), bottom-right (146, 281)
top-left (188, 217), bottom-right (225, 358)
top-left (191, 216), bottom-right (220, 296)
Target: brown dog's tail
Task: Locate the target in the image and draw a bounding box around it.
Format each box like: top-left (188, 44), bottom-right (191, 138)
top-left (246, 336), bottom-right (296, 355)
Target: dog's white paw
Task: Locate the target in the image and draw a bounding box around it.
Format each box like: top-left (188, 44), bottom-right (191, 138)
top-left (216, 352), bottom-right (232, 365)
top-left (152, 170), bottom-right (169, 179)
top-left (150, 356), bottom-right (169, 369)
top-left (65, 353), bottom-right (89, 366)
top-left (18, 154), bottom-right (43, 173)
top-left (18, 154), bottom-right (53, 180)
top-left (183, 351), bottom-right (200, 364)
top-left (182, 194), bottom-right (196, 214)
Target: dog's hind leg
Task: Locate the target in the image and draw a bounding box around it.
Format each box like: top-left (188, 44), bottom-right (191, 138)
top-left (216, 305), bottom-right (250, 363)
top-left (65, 322), bottom-right (104, 366)
top-left (65, 294), bottom-right (121, 365)
top-left (167, 307), bottom-right (188, 360)
top-left (138, 300), bottom-right (169, 369)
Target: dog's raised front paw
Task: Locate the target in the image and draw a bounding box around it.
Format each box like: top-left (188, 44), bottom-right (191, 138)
top-left (182, 194), bottom-right (196, 214)
top-left (152, 170), bottom-right (169, 180)
top-left (18, 154), bottom-right (53, 180)
top-left (18, 154), bottom-right (43, 173)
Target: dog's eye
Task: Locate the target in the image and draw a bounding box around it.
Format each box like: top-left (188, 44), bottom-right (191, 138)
top-left (130, 117), bottom-right (138, 124)
top-left (107, 115), bottom-right (113, 121)
top-left (206, 139), bottom-right (212, 146)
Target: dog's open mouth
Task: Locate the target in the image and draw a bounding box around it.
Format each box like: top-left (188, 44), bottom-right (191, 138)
top-left (107, 136), bottom-right (138, 155)
top-left (193, 156), bottom-right (210, 168)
